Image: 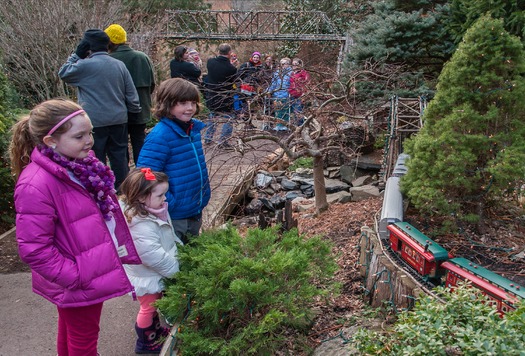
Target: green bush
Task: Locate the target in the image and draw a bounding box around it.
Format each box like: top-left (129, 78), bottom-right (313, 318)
top-left (352, 282), bottom-right (525, 355)
top-left (157, 225), bottom-right (339, 355)
top-left (0, 65), bottom-right (19, 229)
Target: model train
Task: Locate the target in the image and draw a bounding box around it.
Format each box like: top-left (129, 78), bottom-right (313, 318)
top-left (379, 154), bottom-right (524, 315)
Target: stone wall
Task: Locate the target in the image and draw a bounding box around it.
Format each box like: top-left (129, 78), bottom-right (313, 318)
top-left (359, 227), bottom-right (426, 311)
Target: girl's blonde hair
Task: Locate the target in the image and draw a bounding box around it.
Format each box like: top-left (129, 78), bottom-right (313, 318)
top-left (119, 168), bottom-right (169, 222)
top-left (153, 78), bottom-right (201, 119)
top-left (9, 99), bottom-right (83, 179)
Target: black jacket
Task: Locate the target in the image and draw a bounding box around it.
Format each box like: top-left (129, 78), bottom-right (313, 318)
top-left (170, 59), bottom-right (201, 86)
top-left (204, 56), bottom-right (238, 113)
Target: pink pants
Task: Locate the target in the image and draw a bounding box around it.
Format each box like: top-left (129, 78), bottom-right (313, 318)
top-left (56, 302), bottom-right (103, 356)
top-left (137, 293), bottom-right (162, 328)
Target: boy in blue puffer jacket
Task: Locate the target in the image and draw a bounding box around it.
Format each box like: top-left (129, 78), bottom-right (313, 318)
top-left (136, 78), bottom-right (211, 244)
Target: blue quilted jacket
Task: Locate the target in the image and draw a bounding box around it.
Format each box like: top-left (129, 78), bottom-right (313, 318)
top-left (136, 118), bottom-right (210, 220)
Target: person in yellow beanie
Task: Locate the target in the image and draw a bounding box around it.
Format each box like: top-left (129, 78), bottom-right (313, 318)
top-left (105, 24), bottom-right (127, 44)
top-left (104, 24), bottom-right (156, 164)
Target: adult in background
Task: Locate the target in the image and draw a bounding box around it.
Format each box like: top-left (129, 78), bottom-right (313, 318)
top-left (237, 51), bottom-right (263, 115)
top-left (267, 57), bottom-right (293, 131)
top-left (170, 45), bottom-right (201, 86)
top-left (104, 24), bottom-right (156, 164)
top-left (261, 55), bottom-right (275, 117)
top-left (59, 29), bottom-right (141, 189)
top-left (203, 43), bottom-right (238, 149)
top-left (289, 58), bottom-right (310, 126)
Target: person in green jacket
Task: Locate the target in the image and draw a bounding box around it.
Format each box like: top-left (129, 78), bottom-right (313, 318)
top-left (105, 24), bottom-right (156, 164)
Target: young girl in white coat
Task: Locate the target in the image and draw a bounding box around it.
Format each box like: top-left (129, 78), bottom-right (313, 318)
top-left (119, 168), bottom-right (183, 354)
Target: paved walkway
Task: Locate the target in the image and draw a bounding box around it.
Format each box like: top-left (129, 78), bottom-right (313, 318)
top-left (0, 138), bottom-right (278, 356)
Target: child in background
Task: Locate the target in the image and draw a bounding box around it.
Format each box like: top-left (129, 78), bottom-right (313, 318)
top-left (230, 52), bottom-right (239, 67)
top-left (186, 47), bottom-right (203, 70)
top-left (119, 168), bottom-right (183, 354)
top-left (289, 58), bottom-right (310, 126)
top-left (136, 78), bottom-right (211, 244)
top-left (10, 98), bottom-right (141, 356)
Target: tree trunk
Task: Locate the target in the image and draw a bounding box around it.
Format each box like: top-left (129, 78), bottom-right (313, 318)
top-left (313, 155), bottom-right (328, 213)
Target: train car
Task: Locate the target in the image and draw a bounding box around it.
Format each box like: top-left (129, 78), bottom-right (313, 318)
top-left (442, 257), bottom-right (525, 315)
top-left (387, 222), bottom-right (452, 281)
top-left (378, 154), bottom-right (410, 239)
top-left (378, 177), bottom-right (403, 240)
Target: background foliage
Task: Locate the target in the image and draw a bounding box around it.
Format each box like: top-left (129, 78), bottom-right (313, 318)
top-left (0, 65), bottom-right (19, 228)
top-left (157, 226), bottom-right (339, 355)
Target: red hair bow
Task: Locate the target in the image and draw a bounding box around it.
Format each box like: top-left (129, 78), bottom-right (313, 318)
top-left (140, 168), bottom-right (156, 181)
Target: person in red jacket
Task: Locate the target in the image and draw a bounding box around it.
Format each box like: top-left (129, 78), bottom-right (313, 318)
top-left (10, 98), bottom-right (141, 356)
top-left (289, 58), bottom-right (310, 126)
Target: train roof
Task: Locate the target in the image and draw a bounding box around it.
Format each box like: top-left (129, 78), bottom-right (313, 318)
top-left (389, 222), bottom-right (450, 261)
top-left (445, 257), bottom-right (525, 300)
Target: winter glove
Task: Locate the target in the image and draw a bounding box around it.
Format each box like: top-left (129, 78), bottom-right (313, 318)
top-left (75, 39), bottom-right (91, 59)
top-left (127, 111), bottom-right (141, 123)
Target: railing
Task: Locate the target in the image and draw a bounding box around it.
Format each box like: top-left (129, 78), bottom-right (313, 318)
top-left (163, 10), bottom-right (346, 41)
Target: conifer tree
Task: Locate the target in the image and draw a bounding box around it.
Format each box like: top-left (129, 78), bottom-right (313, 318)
top-left (401, 15), bottom-right (525, 226)
top-left (445, 0), bottom-right (525, 44)
top-left (343, 0), bottom-right (454, 104)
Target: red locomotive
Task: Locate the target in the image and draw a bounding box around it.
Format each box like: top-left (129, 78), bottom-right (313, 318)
top-left (387, 222), bottom-right (452, 281)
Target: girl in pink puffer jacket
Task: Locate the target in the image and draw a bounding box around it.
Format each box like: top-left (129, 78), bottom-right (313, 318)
top-left (10, 98), bottom-right (141, 356)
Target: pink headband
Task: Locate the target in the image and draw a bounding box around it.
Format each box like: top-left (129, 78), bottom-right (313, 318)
top-left (47, 110), bottom-right (85, 136)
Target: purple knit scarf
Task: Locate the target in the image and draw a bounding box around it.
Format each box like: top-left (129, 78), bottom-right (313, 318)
top-left (39, 145), bottom-right (118, 221)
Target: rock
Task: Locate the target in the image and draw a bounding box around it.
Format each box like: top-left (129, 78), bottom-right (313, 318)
top-left (270, 195), bottom-right (286, 209)
top-left (255, 172), bottom-right (273, 189)
top-left (293, 168), bottom-right (314, 178)
top-left (281, 178), bottom-right (300, 190)
top-left (292, 176), bottom-right (350, 194)
top-left (350, 185), bottom-right (381, 201)
top-left (285, 191), bottom-right (307, 200)
top-left (327, 191), bottom-right (353, 204)
top-left (339, 164), bottom-right (357, 184)
top-left (301, 185), bottom-right (315, 197)
top-left (245, 199), bottom-right (264, 214)
top-left (351, 175), bottom-right (372, 187)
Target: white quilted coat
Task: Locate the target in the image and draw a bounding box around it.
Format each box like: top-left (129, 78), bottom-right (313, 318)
top-left (122, 204), bottom-right (183, 296)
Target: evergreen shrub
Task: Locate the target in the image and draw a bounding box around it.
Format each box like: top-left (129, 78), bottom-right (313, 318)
top-left (0, 65), bottom-right (19, 229)
top-left (156, 225), bottom-right (339, 355)
top-left (352, 282), bottom-right (525, 355)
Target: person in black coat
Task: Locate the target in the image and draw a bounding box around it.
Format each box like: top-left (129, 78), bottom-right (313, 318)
top-left (170, 45), bottom-right (201, 86)
top-left (203, 43), bottom-right (238, 148)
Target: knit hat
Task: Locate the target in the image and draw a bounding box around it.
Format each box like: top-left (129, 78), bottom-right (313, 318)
top-left (83, 29), bottom-right (110, 52)
top-left (104, 24), bottom-right (127, 45)
top-left (252, 51), bottom-right (261, 57)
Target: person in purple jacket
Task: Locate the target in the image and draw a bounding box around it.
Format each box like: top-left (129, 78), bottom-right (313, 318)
top-left (10, 98), bottom-right (142, 356)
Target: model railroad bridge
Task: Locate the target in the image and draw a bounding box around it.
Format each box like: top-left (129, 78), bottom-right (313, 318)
top-left (380, 95), bottom-right (426, 181)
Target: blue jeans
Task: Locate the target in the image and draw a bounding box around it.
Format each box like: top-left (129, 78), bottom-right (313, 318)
top-left (204, 112), bottom-right (234, 144)
top-left (291, 98), bottom-right (304, 126)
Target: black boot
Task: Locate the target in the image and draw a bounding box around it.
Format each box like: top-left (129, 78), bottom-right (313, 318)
top-left (134, 323), bottom-right (163, 354)
top-left (152, 312), bottom-right (170, 338)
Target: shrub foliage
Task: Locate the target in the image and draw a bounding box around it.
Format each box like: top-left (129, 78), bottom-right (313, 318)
top-left (156, 225), bottom-right (339, 355)
top-left (352, 283), bottom-right (525, 355)
top-left (401, 15), bottom-right (525, 220)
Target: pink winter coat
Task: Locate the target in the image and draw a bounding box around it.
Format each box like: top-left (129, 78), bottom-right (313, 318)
top-left (14, 148), bottom-right (141, 308)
